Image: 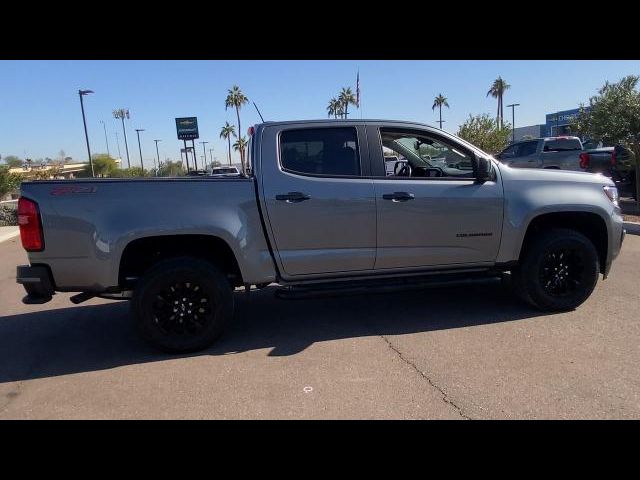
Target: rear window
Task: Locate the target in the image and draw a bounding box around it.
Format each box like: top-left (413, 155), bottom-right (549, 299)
top-left (544, 138), bottom-right (582, 151)
top-left (280, 127), bottom-right (360, 176)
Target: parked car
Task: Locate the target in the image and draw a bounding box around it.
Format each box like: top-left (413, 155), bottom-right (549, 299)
top-left (496, 136), bottom-right (584, 170)
top-left (210, 166), bottom-right (240, 177)
top-left (17, 120), bottom-right (625, 353)
top-left (186, 170), bottom-right (208, 176)
top-left (496, 137), bottom-right (637, 198)
top-left (579, 145), bottom-right (637, 199)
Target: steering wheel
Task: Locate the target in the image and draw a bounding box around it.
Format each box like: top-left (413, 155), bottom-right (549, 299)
top-left (394, 161), bottom-right (412, 177)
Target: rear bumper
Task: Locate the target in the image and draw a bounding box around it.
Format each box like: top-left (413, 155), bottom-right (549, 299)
top-left (16, 264), bottom-right (55, 304)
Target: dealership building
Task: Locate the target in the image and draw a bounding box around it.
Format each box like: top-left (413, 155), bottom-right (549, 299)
top-left (512, 107), bottom-right (589, 142)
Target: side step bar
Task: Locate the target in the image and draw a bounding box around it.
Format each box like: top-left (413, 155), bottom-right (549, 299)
top-left (274, 271), bottom-right (503, 300)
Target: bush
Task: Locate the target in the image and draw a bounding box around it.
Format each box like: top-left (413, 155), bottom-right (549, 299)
top-left (1, 166), bottom-right (21, 198)
top-left (457, 113), bottom-right (512, 155)
top-left (0, 202), bottom-right (18, 227)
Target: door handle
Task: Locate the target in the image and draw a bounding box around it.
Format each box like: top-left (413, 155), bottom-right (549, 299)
top-left (275, 192), bottom-right (311, 203)
top-left (382, 192), bottom-right (415, 202)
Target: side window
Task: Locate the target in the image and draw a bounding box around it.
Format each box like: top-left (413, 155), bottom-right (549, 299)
top-left (279, 127), bottom-right (360, 177)
top-left (377, 128), bottom-right (475, 179)
top-left (519, 141), bottom-right (538, 157)
top-left (500, 145), bottom-right (516, 157)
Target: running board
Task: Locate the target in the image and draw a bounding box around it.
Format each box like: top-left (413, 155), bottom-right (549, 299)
top-left (274, 272), bottom-right (502, 300)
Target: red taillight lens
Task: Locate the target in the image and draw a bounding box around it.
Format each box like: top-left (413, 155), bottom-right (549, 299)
top-left (579, 152), bottom-right (590, 169)
top-left (610, 149), bottom-right (617, 166)
top-left (18, 197), bottom-right (43, 251)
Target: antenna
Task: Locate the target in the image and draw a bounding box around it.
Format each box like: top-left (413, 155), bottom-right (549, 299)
top-left (253, 101), bottom-right (265, 122)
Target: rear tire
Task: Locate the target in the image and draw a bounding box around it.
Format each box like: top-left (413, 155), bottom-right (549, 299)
top-left (131, 257), bottom-right (234, 353)
top-left (511, 228), bottom-right (599, 312)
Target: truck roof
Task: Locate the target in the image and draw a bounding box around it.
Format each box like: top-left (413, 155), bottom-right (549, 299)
top-left (255, 119), bottom-right (440, 129)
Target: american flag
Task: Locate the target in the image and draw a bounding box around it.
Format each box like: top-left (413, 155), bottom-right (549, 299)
top-left (356, 71), bottom-right (360, 108)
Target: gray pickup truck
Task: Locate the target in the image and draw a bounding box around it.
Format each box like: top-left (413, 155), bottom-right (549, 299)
top-left (16, 120), bottom-right (625, 352)
top-left (496, 136), bottom-right (585, 170)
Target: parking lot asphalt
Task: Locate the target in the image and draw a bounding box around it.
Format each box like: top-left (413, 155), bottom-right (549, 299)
top-left (1, 234), bottom-right (639, 419)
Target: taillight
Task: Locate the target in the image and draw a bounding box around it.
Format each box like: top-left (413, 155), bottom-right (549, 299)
top-left (610, 149), bottom-right (617, 166)
top-left (579, 152), bottom-right (590, 169)
top-left (18, 197), bottom-right (44, 251)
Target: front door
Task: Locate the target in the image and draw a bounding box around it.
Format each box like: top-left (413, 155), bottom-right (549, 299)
top-left (260, 124), bottom-right (376, 277)
top-left (368, 125), bottom-right (504, 270)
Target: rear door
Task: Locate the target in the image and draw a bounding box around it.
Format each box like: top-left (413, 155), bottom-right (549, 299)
top-left (259, 123), bottom-right (376, 277)
top-left (509, 140), bottom-right (541, 168)
top-left (541, 138), bottom-right (583, 170)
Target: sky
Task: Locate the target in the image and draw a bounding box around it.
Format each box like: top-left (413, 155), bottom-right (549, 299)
top-left (1, 60), bottom-right (640, 169)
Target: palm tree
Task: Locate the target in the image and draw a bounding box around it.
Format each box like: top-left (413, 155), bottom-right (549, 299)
top-left (220, 122), bottom-right (236, 166)
top-left (233, 136), bottom-right (248, 173)
top-left (432, 94), bottom-right (449, 129)
top-left (486, 76), bottom-right (510, 128)
top-left (338, 87), bottom-right (357, 119)
top-left (225, 85), bottom-right (249, 158)
top-left (327, 98), bottom-right (339, 119)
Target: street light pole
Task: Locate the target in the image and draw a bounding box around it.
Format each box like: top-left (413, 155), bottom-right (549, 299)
top-left (114, 131), bottom-right (122, 159)
top-left (113, 109), bottom-right (131, 168)
top-left (506, 103), bottom-right (520, 143)
top-left (135, 129), bottom-right (145, 171)
top-left (78, 89), bottom-right (95, 177)
top-left (200, 141), bottom-right (209, 170)
top-left (99, 120), bottom-right (110, 157)
top-left (154, 139), bottom-right (162, 176)
top-left (209, 148), bottom-right (214, 166)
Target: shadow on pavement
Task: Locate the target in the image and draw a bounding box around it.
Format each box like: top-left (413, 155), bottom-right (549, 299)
top-left (0, 279), bottom-right (547, 383)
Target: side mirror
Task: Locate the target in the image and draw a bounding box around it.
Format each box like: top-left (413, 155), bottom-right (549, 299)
top-left (475, 156), bottom-right (492, 183)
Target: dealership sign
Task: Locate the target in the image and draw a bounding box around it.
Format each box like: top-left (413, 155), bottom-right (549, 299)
top-left (175, 117), bottom-right (199, 140)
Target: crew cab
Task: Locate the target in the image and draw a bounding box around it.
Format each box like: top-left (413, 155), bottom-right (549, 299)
top-left (16, 120), bottom-right (625, 352)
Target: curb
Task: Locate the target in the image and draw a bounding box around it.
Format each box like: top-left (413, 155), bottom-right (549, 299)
top-left (624, 222), bottom-right (640, 236)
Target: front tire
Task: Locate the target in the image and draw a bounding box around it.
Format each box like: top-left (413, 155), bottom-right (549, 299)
top-left (131, 257), bottom-right (234, 353)
top-left (512, 228), bottom-right (599, 312)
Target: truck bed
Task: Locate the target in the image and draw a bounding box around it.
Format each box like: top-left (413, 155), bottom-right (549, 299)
top-left (20, 177), bottom-right (276, 291)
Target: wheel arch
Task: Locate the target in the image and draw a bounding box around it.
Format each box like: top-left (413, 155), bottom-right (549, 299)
top-left (517, 211), bottom-right (609, 274)
top-left (118, 234), bottom-right (244, 288)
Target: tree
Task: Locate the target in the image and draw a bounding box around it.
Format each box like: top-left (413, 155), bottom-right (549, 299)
top-left (327, 97), bottom-right (342, 119)
top-left (338, 87), bottom-right (357, 119)
top-left (457, 113), bottom-right (512, 154)
top-left (233, 136), bottom-right (248, 173)
top-left (211, 160), bottom-right (222, 168)
top-left (225, 85), bottom-right (249, 162)
top-left (487, 76), bottom-right (510, 128)
top-left (116, 166), bottom-right (148, 177)
top-left (89, 154), bottom-right (119, 177)
top-left (572, 75), bottom-right (640, 205)
top-left (3, 155), bottom-right (23, 168)
top-left (157, 160), bottom-right (185, 177)
top-left (432, 93), bottom-right (449, 129)
top-left (0, 165), bottom-right (21, 198)
top-left (220, 121), bottom-right (236, 166)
